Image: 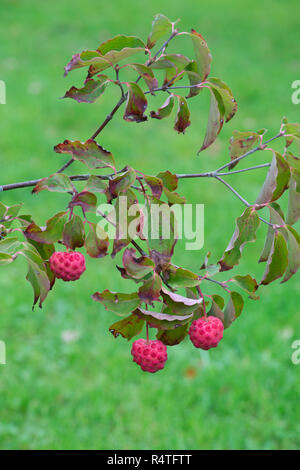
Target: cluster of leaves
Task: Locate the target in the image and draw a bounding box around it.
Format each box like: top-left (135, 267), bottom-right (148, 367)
top-left (0, 15), bottom-right (299, 349)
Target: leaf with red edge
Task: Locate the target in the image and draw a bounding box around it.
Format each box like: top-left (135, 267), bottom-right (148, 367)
top-left (256, 151), bottom-right (290, 204)
top-left (261, 231), bottom-right (288, 285)
top-left (84, 175), bottom-right (107, 193)
top-left (144, 175), bottom-right (163, 199)
top-left (63, 76), bottom-right (109, 103)
top-left (151, 54), bottom-right (190, 85)
top-left (138, 272), bottom-right (162, 305)
top-left (229, 131), bottom-right (261, 170)
top-left (208, 294), bottom-right (225, 322)
top-left (146, 199), bottom-right (178, 271)
top-left (231, 274), bottom-right (259, 300)
top-left (198, 88), bottom-right (225, 153)
top-left (92, 290), bottom-right (141, 316)
top-left (150, 94), bottom-right (175, 120)
top-left (106, 167), bottom-right (136, 203)
top-left (64, 51), bottom-right (111, 77)
top-left (24, 212), bottom-right (68, 244)
top-left (63, 214), bottom-right (85, 250)
top-left (85, 222), bottom-right (109, 258)
top-left (97, 35), bottom-right (145, 62)
top-left (127, 64), bottom-right (158, 93)
top-left (122, 248), bottom-right (155, 279)
top-left (32, 173), bottom-right (73, 194)
top-left (185, 29), bottom-right (212, 81)
top-left (219, 207), bottom-right (260, 271)
top-left (147, 14), bottom-right (173, 49)
top-left (174, 95), bottom-right (191, 134)
top-left (69, 191), bottom-right (97, 213)
top-left (123, 82), bottom-right (148, 123)
top-left (54, 139), bottom-right (115, 171)
top-left (259, 203), bottom-right (285, 263)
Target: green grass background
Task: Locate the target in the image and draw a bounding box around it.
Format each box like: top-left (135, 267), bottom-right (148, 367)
top-left (0, 0), bottom-right (299, 450)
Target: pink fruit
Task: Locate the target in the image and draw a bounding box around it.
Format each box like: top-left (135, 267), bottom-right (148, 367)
top-left (49, 251), bottom-right (86, 281)
top-left (188, 316), bottom-right (224, 350)
top-left (131, 338), bottom-right (168, 373)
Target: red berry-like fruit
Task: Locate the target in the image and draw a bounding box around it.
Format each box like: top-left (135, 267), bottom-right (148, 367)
top-left (188, 316), bottom-right (224, 350)
top-left (49, 251), bottom-right (86, 282)
top-left (131, 339), bottom-right (168, 373)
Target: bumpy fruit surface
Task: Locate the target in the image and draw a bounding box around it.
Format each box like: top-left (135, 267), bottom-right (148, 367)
top-left (188, 316), bottom-right (224, 350)
top-left (49, 251), bottom-right (86, 281)
top-left (131, 339), bottom-right (168, 373)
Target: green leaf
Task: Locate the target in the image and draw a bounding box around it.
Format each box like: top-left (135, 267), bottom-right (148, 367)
top-left (184, 60), bottom-right (202, 98)
top-left (259, 203), bottom-right (284, 263)
top-left (122, 248), bottom-right (155, 279)
top-left (282, 120), bottom-right (300, 148)
top-left (85, 222), bottom-right (109, 258)
top-left (69, 191), bottom-right (97, 213)
top-left (123, 82), bottom-right (148, 123)
top-left (287, 171), bottom-right (300, 225)
top-left (0, 202), bottom-right (23, 228)
top-left (219, 207), bottom-right (260, 271)
top-left (106, 167), bottom-right (136, 202)
top-left (231, 274), bottom-right (259, 300)
top-left (229, 131), bottom-right (261, 170)
top-left (64, 36), bottom-right (145, 77)
top-left (198, 87), bottom-right (224, 153)
top-left (174, 95), bottom-right (191, 134)
top-left (24, 212), bottom-right (68, 244)
top-left (0, 237), bottom-right (22, 255)
top-left (261, 231), bottom-right (288, 285)
top-left (62, 214), bottom-right (85, 250)
top-left (84, 175), bottom-right (107, 193)
top-left (281, 225), bottom-right (300, 283)
top-left (63, 76), bottom-right (109, 103)
top-left (207, 77), bottom-right (237, 123)
top-left (223, 291), bottom-right (244, 329)
top-left (147, 14), bottom-right (173, 49)
top-left (54, 139), bottom-right (115, 171)
top-left (156, 324), bottom-right (188, 346)
top-left (92, 290), bottom-right (141, 316)
top-left (162, 265), bottom-right (200, 288)
top-left (20, 243), bottom-right (51, 308)
top-left (151, 54), bottom-right (190, 85)
top-left (32, 173), bottom-right (73, 194)
top-left (256, 151), bottom-right (290, 204)
top-left (109, 312), bottom-right (144, 340)
top-left (208, 294), bottom-right (225, 322)
top-left (156, 170), bottom-right (178, 191)
top-left (138, 272), bottom-right (162, 304)
top-left (150, 94), bottom-right (175, 120)
top-left (97, 35), bottom-right (145, 62)
top-left (185, 29), bottom-right (212, 81)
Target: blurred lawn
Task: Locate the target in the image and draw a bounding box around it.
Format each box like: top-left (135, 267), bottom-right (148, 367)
top-left (0, 0), bottom-right (299, 450)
